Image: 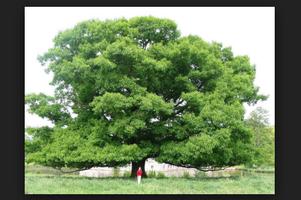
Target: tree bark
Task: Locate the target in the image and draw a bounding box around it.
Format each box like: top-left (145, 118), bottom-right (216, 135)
top-left (130, 159), bottom-right (147, 178)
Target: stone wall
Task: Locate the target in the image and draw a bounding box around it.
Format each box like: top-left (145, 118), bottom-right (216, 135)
top-left (79, 158), bottom-right (199, 178)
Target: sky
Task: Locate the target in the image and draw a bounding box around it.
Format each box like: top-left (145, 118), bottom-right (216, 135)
top-left (25, 7), bottom-right (275, 128)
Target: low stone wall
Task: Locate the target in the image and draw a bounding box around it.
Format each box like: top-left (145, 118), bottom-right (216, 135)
top-left (78, 164), bottom-right (239, 178)
top-left (79, 167), bottom-right (198, 178)
top-left (158, 168), bottom-right (198, 177)
top-left (79, 167), bottom-right (129, 177)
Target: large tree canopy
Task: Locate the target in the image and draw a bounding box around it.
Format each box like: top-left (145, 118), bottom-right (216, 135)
top-left (25, 16), bottom-right (266, 177)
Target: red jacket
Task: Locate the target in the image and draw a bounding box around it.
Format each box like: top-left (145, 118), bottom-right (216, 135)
top-left (137, 168), bottom-right (143, 176)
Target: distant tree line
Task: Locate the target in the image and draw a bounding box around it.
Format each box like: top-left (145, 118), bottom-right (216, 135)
top-left (245, 107), bottom-right (274, 167)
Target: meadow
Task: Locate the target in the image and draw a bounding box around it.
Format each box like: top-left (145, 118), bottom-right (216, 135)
top-left (25, 165), bottom-right (274, 194)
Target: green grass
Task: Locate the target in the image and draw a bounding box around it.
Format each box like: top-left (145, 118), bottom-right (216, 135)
top-left (25, 171), bottom-right (274, 194)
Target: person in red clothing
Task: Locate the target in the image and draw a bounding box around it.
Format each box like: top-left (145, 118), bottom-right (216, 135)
top-left (137, 167), bottom-right (143, 184)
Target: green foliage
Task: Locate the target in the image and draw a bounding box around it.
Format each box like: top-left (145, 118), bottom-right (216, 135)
top-left (246, 107), bottom-right (274, 167)
top-left (145, 171), bottom-right (165, 178)
top-left (25, 164), bottom-right (79, 176)
top-left (25, 127), bottom-right (53, 155)
top-left (156, 172), bottom-right (166, 178)
top-left (25, 93), bottom-right (71, 125)
top-left (25, 164), bottom-right (62, 175)
top-left (26, 16), bottom-right (265, 171)
top-left (113, 167), bottom-right (120, 177)
top-left (122, 171), bottom-right (131, 178)
top-left (195, 171), bottom-right (207, 179)
top-left (182, 171), bottom-right (190, 178)
top-left (147, 170), bottom-right (157, 178)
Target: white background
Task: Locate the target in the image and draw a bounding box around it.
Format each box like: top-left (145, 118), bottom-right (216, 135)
top-left (25, 7), bottom-right (275, 127)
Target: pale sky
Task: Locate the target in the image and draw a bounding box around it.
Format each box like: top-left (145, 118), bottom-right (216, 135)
top-left (25, 7), bottom-right (275, 127)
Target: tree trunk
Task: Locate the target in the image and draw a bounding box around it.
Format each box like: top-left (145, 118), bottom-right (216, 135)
top-left (130, 159), bottom-right (147, 178)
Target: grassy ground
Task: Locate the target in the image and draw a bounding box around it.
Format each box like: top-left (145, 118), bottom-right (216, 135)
top-left (25, 165), bottom-right (274, 194)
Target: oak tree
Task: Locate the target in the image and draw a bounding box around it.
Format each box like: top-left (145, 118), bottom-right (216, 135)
top-left (25, 17), bottom-right (266, 177)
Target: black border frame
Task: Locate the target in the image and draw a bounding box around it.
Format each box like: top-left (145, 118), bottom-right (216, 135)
top-left (3, 0), bottom-right (290, 199)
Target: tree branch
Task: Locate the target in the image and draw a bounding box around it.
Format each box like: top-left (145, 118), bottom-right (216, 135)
top-left (173, 105), bottom-right (188, 116)
top-left (174, 99), bottom-right (184, 107)
top-left (160, 161), bottom-right (228, 172)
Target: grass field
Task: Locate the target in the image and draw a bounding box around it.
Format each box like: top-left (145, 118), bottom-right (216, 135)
top-left (25, 166), bottom-right (274, 194)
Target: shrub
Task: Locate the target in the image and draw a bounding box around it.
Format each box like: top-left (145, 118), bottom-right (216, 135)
top-left (182, 171), bottom-right (190, 178)
top-left (122, 171), bottom-right (131, 177)
top-left (25, 164), bottom-right (63, 175)
top-left (147, 170), bottom-right (157, 178)
top-left (156, 172), bottom-right (166, 178)
top-left (113, 167), bottom-right (120, 177)
top-left (195, 171), bottom-right (207, 179)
